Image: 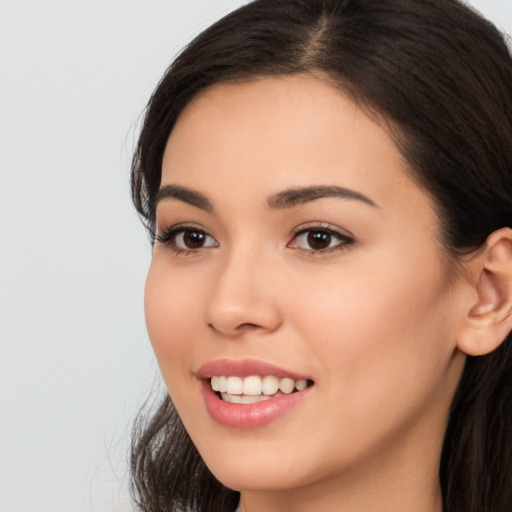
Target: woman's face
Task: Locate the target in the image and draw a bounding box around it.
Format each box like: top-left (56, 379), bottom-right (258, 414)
top-left (145, 76), bottom-right (467, 497)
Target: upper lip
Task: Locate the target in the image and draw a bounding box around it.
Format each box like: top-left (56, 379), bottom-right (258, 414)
top-left (196, 359), bottom-right (312, 381)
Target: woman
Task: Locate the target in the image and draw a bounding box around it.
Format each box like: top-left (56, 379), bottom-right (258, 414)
top-left (130, 0), bottom-right (512, 511)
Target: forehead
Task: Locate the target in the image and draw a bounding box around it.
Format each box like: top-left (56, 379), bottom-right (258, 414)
top-left (167, 75), bottom-right (389, 158)
top-left (162, 75), bottom-right (416, 206)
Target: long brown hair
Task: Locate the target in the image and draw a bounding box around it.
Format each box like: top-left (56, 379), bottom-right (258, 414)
top-left (130, 1), bottom-right (512, 510)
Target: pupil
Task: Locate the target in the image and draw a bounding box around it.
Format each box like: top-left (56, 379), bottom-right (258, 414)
top-left (184, 230), bottom-right (205, 248)
top-left (307, 231), bottom-right (331, 250)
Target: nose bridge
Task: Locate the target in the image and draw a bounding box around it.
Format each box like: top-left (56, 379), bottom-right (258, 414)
top-left (204, 241), bottom-right (281, 336)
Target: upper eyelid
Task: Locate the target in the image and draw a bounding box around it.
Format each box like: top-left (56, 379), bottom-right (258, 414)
top-left (290, 229), bottom-right (353, 245)
top-left (155, 223), bottom-right (216, 246)
top-left (288, 222), bottom-right (356, 251)
top-left (156, 221), bottom-right (210, 236)
top-left (290, 222), bottom-right (354, 239)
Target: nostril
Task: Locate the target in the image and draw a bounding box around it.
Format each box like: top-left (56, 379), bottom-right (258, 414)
top-left (237, 323), bottom-right (260, 331)
top-left (208, 322), bottom-right (261, 333)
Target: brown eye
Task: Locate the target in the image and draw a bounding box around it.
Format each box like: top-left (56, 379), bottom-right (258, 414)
top-left (173, 229), bottom-right (217, 250)
top-left (156, 226), bottom-right (218, 252)
top-left (289, 227), bottom-right (353, 253)
top-left (306, 231), bottom-right (332, 250)
top-left (180, 229), bottom-right (208, 249)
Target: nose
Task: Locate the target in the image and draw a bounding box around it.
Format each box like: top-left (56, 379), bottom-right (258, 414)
top-left (203, 248), bottom-right (282, 337)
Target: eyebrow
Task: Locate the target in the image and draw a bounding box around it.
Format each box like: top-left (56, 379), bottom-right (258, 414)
top-left (155, 184), bottom-right (377, 213)
top-left (267, 185), bottom-right (378, 209)
top-left (155, 184), bottom-right (213, 212)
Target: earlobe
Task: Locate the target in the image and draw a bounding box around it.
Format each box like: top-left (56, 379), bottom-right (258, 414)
top-left (458, 228), bottom-right (512, 356)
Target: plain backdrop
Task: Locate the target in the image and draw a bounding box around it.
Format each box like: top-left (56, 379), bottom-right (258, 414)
top-left (1, 1), bottom-right (511, 511)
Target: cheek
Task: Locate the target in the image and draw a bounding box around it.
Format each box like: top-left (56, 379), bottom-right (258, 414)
top-left (283, 255), bottom-right (460, 465)
top-left (144, 261), bottom-right (217, 442)
top-left (144, 261), bottom-right (201, 384)
top-left (290, 250), bottom-right (456, 390)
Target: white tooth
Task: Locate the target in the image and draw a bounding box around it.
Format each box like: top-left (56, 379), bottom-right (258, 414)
top-left (279, 377), bottom-right (295, 394)
top-left (239, 394), bottom-right (271, 404)
top-left (262, 375), bottom-right (279, 395)
top-left (226, 376), bottom-right (243, 395)
top-left (211, 376), bottom-right (220, 392)
top-left (220, 393), bottom-right (271, 404)
top-left (295, 379), bottom-right (307, 391)
top-left (218, 376), bottom-right (228, 393)
top-left (243, 376), bottom-right (262, 395)
top-left (222, 393), bottom-right (242, 403)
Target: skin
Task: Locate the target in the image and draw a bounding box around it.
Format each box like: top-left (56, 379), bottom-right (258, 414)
top-left (145, 75), bottom-right (473, 512)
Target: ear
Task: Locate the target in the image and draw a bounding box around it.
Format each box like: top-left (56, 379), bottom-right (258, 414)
top-left (457, 227), bottom-right (512, 356)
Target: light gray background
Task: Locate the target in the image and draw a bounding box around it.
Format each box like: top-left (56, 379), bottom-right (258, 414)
top-left (1, 1), bottom-right (511, 511)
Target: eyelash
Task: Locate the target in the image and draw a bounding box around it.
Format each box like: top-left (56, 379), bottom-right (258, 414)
top-left (288, 223), bottom-right (355, 255)
top-left (155, 224), bottom-right (218, 256)
top-left (155, 223), bottom-right (354, 255)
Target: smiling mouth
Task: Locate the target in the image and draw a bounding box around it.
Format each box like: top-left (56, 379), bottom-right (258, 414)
top-left (210, 375), bottom-right (314, 404)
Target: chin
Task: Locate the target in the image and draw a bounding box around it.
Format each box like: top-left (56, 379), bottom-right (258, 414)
top-left (194, 438), bottom-right (326, 494)
top-left (208, 463), bottom-right (304, 493)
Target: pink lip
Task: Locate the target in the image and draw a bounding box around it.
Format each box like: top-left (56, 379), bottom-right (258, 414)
top-left (196, 359), bottom-right (313, 429)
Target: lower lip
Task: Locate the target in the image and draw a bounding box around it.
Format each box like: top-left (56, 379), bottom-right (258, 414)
top-left (201, 381), bottom-right (311, 428)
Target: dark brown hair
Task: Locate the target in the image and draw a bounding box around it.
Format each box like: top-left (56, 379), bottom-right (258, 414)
top-left (130, 1), bottom-right (512, 511)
